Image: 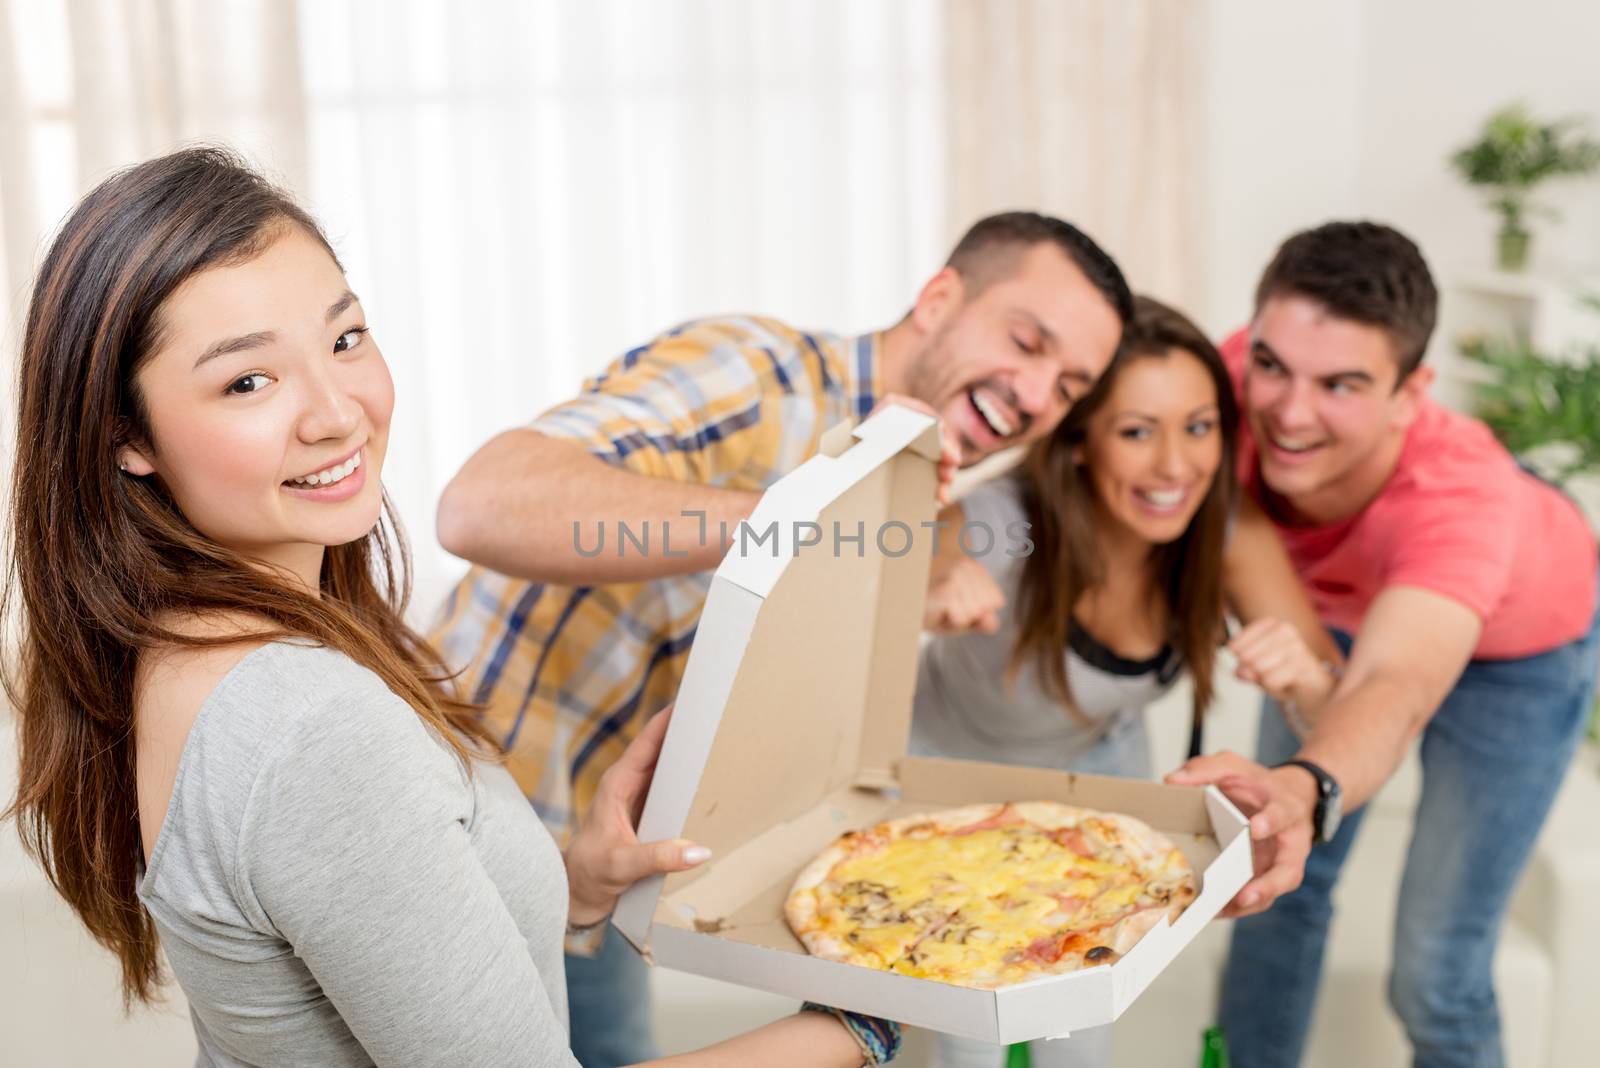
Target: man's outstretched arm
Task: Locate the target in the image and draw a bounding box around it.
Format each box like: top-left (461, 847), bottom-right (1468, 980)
top-left (440, 388), bottom-right (957, 587)
top-left (1168, 585), bottom-right (1482, 916)
top-left (1292, 586), bottom-right (1482, 807)
top-left (437, 428), bottom-right (760, 586)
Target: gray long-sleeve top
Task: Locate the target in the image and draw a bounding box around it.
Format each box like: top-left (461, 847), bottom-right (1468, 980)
top-left (137, 640), bottom-right (581, 1067)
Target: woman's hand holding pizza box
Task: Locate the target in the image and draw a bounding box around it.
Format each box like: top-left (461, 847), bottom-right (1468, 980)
top-left (564, 705), bottom-right (906, 1065)
top-left (564, 706), bottom-right (713, 930)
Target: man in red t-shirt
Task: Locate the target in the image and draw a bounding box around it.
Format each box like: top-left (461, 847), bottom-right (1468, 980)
top-left (1167, 222), bottom-right (1599, 1068)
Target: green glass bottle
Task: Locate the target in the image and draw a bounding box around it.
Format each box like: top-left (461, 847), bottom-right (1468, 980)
top-left (1004, 1041), bottom-right (1032, 1068)
top-left (1199, 1025), bottom-right (1230, 1068)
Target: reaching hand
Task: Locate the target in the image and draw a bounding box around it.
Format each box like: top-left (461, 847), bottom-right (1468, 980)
top-left (1164, 751), bottom-right (1316, 918)
top-left (923, 553), bottom-right (1005, 635)
top-left (1228, 617), bottom-right (1337, 721)
top-left (563, 705), bottom-right (710, 926)
top-left (867, 393), bottom-right (961, 504)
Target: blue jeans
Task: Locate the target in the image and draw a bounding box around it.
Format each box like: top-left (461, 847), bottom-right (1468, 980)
top-left (1221, 601), bottom-right (1600, 1068)
top-left (930, 709), bottom-right (1152, 1068)
top-left (565, 924), bottom-right (656, 1068)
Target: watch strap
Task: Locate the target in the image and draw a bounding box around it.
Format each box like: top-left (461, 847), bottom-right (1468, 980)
top-left (1277, 758), bottom-right (1334, 797)
top-left (1275, 758), bottom-right (1336, 841)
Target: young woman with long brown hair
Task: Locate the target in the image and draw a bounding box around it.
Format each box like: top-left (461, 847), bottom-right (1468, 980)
top-left (3, 147), bottom-right (898, 1067)
top-left (912, 296), bottom-right (1342, 1068)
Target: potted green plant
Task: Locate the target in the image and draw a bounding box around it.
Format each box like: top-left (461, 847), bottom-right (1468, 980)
top-left (1461, 299), bottom-right (1600, 486)
top-left (1460, 296), bottom-right (1600, 744)
top-left (1449, 104), bottom-right (1600, 271)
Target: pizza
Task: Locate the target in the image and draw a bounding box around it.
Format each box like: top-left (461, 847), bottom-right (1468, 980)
top-left (784, 801), bottom-right (1197, 988)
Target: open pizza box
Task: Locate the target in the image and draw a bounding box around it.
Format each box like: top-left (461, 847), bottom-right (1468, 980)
top-left (613, 404), bottom-right (1252, 1044)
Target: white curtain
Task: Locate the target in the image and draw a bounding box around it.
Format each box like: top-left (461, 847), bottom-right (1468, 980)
top-left (0, 0), bottom-right (311, 601)
top-left (1, 0), bottom-right (1200, 619)
top-left (295, 0), bottom-right (950, 615)
top-left (0, 0), bottom-right (951, 617)
top-left (945, 0), bottom-right (1205, 313)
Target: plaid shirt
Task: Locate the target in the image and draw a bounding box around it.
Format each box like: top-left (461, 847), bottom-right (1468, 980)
top-left (431, 315), bottom-right (880, 840)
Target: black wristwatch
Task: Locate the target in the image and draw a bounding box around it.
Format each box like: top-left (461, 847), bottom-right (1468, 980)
top-left (1275, 758), bottom-right (1343, 844)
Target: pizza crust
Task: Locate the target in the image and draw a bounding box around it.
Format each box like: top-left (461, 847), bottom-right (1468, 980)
top-left (1009, 800), bottom-right (1093, 830)
top-left (796, 927), bottom-right (871, 967)
top-left (783, 842), bottom-right (847, 947)
top-left (1107, 905), bottom-right (1169, 957)
top-left (884, 802), bottom-right (1011, 837)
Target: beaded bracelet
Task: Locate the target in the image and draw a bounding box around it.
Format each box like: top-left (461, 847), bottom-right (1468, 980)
top-left (1283, 659), bottom-right (1345, 740)
top-left (562, 913), bottom-right (610, 958)
top-left (799, 1002), bottom-right (902, 1065)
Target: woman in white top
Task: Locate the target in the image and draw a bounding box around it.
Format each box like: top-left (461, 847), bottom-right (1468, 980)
top-left (913, 296), bottom-right (1342, 1068)
top-left (4, 147), bottom-right (897, 1068)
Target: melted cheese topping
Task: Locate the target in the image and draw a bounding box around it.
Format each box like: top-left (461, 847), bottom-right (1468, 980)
top-left (811, 824), bottom-right (1162, 986)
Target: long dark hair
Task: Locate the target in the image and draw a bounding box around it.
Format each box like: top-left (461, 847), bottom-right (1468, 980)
top-left (1010, 295), bottom-right (1239, 723)
top-left (2, 146), bottom-right (493, 1007)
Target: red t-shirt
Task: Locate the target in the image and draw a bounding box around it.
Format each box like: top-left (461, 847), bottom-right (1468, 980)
top-left (1222, 329), bottom-right (1597, 659)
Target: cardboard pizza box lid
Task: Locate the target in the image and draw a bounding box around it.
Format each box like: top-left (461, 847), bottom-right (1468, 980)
top-left (615, 402), bottom-right (943, 926)
top-left (611, 403), bottom-right (1251, 1043)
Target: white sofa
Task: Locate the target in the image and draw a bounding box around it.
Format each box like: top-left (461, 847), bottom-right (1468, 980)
top-left (4, 676), bottom-right (1597, 1067)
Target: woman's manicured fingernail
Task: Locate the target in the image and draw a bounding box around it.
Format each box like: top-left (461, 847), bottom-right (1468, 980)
top-left (682, 845), bottom-right (712, 865)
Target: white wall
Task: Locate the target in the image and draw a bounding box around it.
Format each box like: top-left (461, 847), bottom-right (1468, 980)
top-left (1200, 0), bottom-right (1600, 390)
top-left (1355, 0), bottom-right (1600, 280)
top-left (1200, 1), bottom-right (1366, 337)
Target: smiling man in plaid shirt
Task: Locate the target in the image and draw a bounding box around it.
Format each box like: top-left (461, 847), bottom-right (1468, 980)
top-left (430, 212), bottom-right (1131, 1067)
